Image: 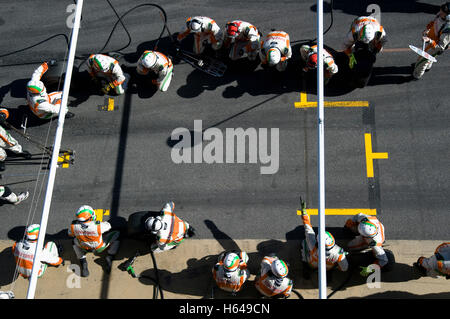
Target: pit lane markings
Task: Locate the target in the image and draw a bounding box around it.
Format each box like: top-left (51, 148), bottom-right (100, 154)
top-left (98, 98), bottom-right (116, 111)
top-left (57, 152), bottom-right (72, 168)
top-left (297, 208), bottom-right (377, 216)
top-left (294, 92), bottom-right (369, 108)
top-left (94, 209), bottom-right (110, 221)
top-left (294, 92), bottom-right (377, 215)
top-left (364, 133), bottom-right (388, 178)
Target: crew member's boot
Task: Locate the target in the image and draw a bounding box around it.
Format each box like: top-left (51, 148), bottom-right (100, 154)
top-left (80, 258), bottom-right (89, 277)
top-left (14, 192), bottom-right (29, 205)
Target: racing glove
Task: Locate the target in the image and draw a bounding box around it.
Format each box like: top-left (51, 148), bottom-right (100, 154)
top-left (102, 82), bottom-right (115, 94)
top-left (300, 197), bottom-right (307, 215)
top-left (359, 266), bottom-right (375, 277)
top-left (349, 53), bottom-right (357, 69)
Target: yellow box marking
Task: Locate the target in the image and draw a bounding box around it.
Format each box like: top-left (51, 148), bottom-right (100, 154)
top-left (297, 208), bottom-right (377, 216)
top-left (57, 153), bottom-right (71, 168)
top-left (107, 98), bottom-right (114, 111)
top-left (98, 98), bottom-right (116, 111)
top-left (294, 92), bottom-right (369, 108)
top-left (364, 133), bottom-right (388, 178)
top-left (94, 209), bottom-right (110, 222)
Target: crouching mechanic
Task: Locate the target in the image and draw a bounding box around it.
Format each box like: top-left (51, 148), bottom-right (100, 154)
top-left (259, 30), bottom-right (292, 72)
top-left (414, 242), bottom-right (450, 279)
top-left (413, 2), bottom-right (450, 79)
top-left (344, 213), bottom-right (388, 276)
top-left (177, 16), bottom-right (223, 54)
top-left (0, 108), bottom-right (32, 171)
top-left (136, 50), bottom-right (174, 92)
top-left (300, 44), bottom-right (338, 85)
top-left (87, 54), bottom-right (126, 95)
top-left (68, 205), bottom-right (120, 277)
top-left (299, 199), bottom-right (348, 279)
top-left (144, 201), bottom-right (196, 253)
top-left (343, 16), bottom-right (387, 56)
top-left (212, 250), bottom-right (250, 294)
top-left (26, 61), bottom-right (73, 120)
top-left (223, 20), bottom-right (261, 61)
top-left (12, 224), bottom-right (63, 279)
top-left (255, 255), bottom-right (293, 298)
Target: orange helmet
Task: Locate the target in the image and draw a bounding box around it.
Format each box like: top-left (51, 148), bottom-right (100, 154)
top-left (0, 108), bottom-right (9, 120)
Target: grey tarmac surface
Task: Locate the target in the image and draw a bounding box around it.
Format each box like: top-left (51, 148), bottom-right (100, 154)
top-left (0, 0), bottom-right (449, 299)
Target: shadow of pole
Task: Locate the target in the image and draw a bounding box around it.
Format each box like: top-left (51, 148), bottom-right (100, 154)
top-left (99, 78), bottom-right (134, 299)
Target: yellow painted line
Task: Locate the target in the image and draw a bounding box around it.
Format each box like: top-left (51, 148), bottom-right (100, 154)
top-left (364, 133), bottom-right (388, 178)
top-left (94, 209), bottom-right (110, 222)
top-left (107, 98), bottom-right (114, 111)
top-left (294, 92), bottom-right (369, 108)
top-left (98, 98), bottom-right (116, 111)
top-left (297, 208), bottom-right (377, 216)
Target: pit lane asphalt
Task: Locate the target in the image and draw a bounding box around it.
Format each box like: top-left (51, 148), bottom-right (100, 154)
top-left (0, 0), bottom-right (449, 246)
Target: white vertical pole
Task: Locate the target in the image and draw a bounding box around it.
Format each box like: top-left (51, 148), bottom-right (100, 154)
top-left (26, 0), bottom-right (84, 299)
top-left (317, 0), bottom-right (327, 299)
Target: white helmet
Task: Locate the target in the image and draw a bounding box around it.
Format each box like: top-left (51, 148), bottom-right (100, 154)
top-left (27, 80), bottom-right (45, 94)
top-left (26, 224), bottom-right (40, 241)
top-left (324, 231), bottom-right (336, 250)
top-left (188, 18), bottom-right (202, 32)
top-left (76, 205), bottom-right (96, 222)
top-left (141, 51), bottom-right (157, 69)
top-left (359, 24), bottom-right (376, 44)
top-left (145, 216), bottom-right (163, 234)
top-left (358, 219), bottom-right (378, 238)
top-left (223, 252), bottom-right (240, 272)
top-left (271, 259), bottom-right (289, 278)
top-left (90, 54), bottom-right (110, 72)
top-left (267, 48), bottom-right (281, 66)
